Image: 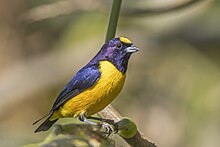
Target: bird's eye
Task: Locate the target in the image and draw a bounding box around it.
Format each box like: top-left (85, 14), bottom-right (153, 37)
top-left (116, 43), bottom-right (122, 49)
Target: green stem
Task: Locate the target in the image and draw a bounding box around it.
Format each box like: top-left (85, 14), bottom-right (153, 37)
top-left (105, 0), bottom-right (122, 42)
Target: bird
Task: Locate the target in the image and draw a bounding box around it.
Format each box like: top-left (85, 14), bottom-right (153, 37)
top-left (33, 37), bottom-right (139, 133)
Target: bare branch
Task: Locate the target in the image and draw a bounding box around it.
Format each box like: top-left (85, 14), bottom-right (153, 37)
top-left (122, 0), bottom-right (207, 16)
top-left (99, 105), bottom-right (157, 147)
top-left (22, 0), bottom-right (103, 23)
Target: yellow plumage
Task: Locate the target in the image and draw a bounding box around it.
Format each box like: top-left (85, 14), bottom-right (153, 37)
top-left (51, 61), bottom-right (126, 120)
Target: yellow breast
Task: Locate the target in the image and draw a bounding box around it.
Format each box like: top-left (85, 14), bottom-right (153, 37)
top-left (55, 61), bottom-right (126, 118)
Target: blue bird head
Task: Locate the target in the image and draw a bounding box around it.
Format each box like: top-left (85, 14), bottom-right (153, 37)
top-left (91, 37), bottom-right (139, 73)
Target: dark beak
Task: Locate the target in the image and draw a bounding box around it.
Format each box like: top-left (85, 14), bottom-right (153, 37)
top-left (125, 45), bottom-right (139, 53)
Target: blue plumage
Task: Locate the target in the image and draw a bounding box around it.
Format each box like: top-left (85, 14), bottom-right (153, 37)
top-left (51, 64), bottom-right (101, 111)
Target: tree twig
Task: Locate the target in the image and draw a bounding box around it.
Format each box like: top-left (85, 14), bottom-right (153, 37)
top-left (22, 0), bottom-right (103, 23)
top-left (122, 0), bottom-right (206, 16)
top-left (99, 105), bottom-right (156, 147)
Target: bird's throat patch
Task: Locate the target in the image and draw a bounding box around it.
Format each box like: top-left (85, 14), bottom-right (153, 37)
top-left (120, 37), bottom-right (132, 44)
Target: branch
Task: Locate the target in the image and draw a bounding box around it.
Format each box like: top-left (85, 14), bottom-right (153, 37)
top-left (22, 0), bottom-right (103, 23)
top-left (99, 105), bottom-right (156, 147)
top-left (122, 0), bottom-right (205, 16)
top-left (24, 124), bottom-right (115, 147)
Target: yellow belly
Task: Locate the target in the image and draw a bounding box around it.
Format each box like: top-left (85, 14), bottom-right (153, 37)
top-left (53, 61), bottom-right (126, 119)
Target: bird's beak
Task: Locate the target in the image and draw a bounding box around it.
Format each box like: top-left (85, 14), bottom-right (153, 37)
top-left (125, 45), bottom-right (139, 53)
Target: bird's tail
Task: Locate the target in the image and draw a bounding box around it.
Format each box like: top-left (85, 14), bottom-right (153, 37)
top-left (34, 113), bottom-right (58, 133)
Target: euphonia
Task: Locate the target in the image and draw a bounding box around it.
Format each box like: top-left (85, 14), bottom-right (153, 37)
top-left (34, 37), bottom-right (139, 133)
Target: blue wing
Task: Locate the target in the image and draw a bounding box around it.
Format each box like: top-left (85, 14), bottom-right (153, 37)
top-left (51, 64), bottom-right (100, 111)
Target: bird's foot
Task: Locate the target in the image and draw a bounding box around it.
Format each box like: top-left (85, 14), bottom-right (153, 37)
top-left (99, 122), bottom-right (118, 137)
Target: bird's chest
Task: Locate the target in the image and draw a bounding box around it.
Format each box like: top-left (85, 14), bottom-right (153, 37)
top-left (96, 61), bottom-right (126, 97)
top-left (84, 61), bottom-right (126, 115)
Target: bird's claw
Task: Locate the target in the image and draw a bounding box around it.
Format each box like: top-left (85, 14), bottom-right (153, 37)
top-left (103, 123), bottom-right (113, 135)
top-left (99, 122), bottom-right (118, 137)
top-left (102, 123), bottom-right (113, 137)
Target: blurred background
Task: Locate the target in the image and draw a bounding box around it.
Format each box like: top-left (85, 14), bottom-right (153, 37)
top-left (0, 0), bottom-right (219, 146)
